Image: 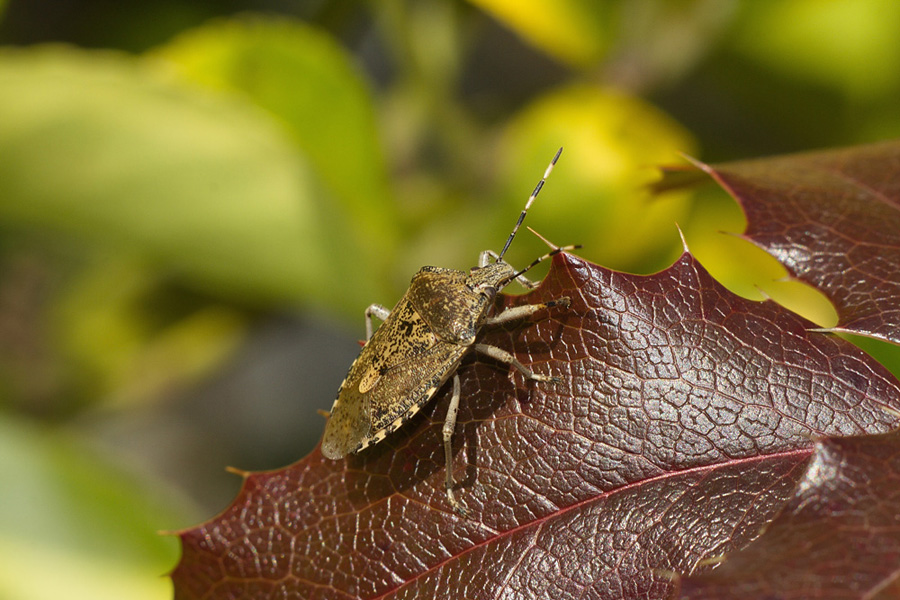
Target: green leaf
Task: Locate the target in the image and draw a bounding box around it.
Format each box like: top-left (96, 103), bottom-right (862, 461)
top-left (52, 258), bottom-right (247, 405)
top-left (154, 17), bottom-right (399, 259)
top-left (0, 45), bottom-right (384, 313)
top-left (466, 0), bottom-right (612, 66)
top-left (0, 415), bottom-right (189, 600)
top-left (733, 0), bottom-right (900, 100)
top-left (496, 85), bottom-right (696, 274)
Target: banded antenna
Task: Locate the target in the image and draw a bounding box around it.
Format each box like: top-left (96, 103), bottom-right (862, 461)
top-left (499, 243), bottom-right (582, 288)
top-left (496, 147), bottom-right (563, 262)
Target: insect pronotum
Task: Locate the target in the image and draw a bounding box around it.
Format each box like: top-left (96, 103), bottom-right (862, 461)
top-left (321, 148), bottom-right (576, 515)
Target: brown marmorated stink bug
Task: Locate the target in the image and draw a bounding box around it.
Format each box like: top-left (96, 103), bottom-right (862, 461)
top-left (321, 148), bottom-right (576, 515)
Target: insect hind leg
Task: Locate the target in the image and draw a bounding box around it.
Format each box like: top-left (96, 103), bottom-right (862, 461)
top-left (443, 373), bottom-right (467, 516)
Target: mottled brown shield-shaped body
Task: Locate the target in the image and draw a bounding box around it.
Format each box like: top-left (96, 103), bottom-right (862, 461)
top-left (320, 265), bottom-right (500, 460)
top-left (320, 150), bottom-right (570, 523)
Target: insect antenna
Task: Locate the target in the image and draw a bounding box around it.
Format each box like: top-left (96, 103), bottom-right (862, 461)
top-left (496, 147), bottom-right (563, 262)
top-left (500, 243), bottom-right (582, 287)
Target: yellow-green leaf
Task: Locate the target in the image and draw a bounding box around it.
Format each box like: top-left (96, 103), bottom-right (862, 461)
top-left (467, 0), bottom-right (611, 66)
top-left (0, 45), bottom-right (383, 313)
top-left (154, 17), bottom-right (398, 258)
top-left (496, 85), bottom-right (695, 273)
top-left (0, 416), bottom-right (189, 600)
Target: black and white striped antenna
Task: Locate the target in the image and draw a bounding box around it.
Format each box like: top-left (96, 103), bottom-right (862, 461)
top-left (496, 147), bottom-right (563, 262)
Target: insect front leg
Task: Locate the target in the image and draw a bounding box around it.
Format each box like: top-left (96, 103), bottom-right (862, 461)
top-left (477, 249), bottom-right (496, 268)
top-left (443, 373), bottom-right (467, 516)
top-left (478, 249), bottom-right (538, 289)
top-left (364, 304), bottom-right (391, 341)
top-left (474, 343), bottom-right (562, 384)
top-left (483, 297), bottom-right (571, 327)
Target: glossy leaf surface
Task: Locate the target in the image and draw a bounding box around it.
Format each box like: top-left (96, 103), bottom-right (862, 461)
top-left (695, 140), bottom-right (900, 344)
top-left (677, 429), bottom-right (900, 599)
top-left (172, 249), bottom-right (900, 599)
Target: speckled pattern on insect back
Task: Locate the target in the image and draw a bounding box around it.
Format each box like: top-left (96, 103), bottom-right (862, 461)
top-left (319, 149), bottom-right (573, 515)
top-left (321, 267), bottom-right (489, 459)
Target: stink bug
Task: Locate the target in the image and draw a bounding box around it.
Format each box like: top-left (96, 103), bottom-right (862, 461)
top-left (321, 148), bottom-right (576, 515)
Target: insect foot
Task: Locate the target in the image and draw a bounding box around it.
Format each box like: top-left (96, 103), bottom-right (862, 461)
top-left (320, 148), bottom-right (576, 516)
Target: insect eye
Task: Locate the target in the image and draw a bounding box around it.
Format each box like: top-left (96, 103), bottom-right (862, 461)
top-left (474, 283), bottom-right (497, 296)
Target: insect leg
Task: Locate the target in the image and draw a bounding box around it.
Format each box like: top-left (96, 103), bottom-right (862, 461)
top-left (511, 273), bottom-right (539, 289)
top-left (478, 250), bottom-right (496, 268)
top-left (479, 249), bottom-right (540, 288)
top-left (483, 297), bottom-right (571, 326)
top-left (443, 373), bottom-right (467, 516)
top-left (498, 244), bottom-right (582, 290)
top-left (474, 343), bottom-right (561, 384)
top-left (364, 304), bottom-right (391, 341)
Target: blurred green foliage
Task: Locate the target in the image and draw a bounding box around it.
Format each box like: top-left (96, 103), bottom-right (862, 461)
top-left (0, 417), bottom-right (185, 600)
top-left (0, 1), bottom-right (898, 599)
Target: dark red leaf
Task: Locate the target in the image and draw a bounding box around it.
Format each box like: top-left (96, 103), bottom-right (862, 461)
top-left (172, 251), bottom-right (900, 599)
top-left (676, 429), bottom-right (900, 599)
top-left (692, 140), bottom-right (900, 344)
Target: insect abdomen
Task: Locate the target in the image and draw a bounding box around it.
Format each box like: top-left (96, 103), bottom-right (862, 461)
top-left (322, 295), bottom-right (465, 459)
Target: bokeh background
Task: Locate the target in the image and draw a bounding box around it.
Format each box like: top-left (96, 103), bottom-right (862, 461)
top-left (1, 1), bottom-right (899, 598)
